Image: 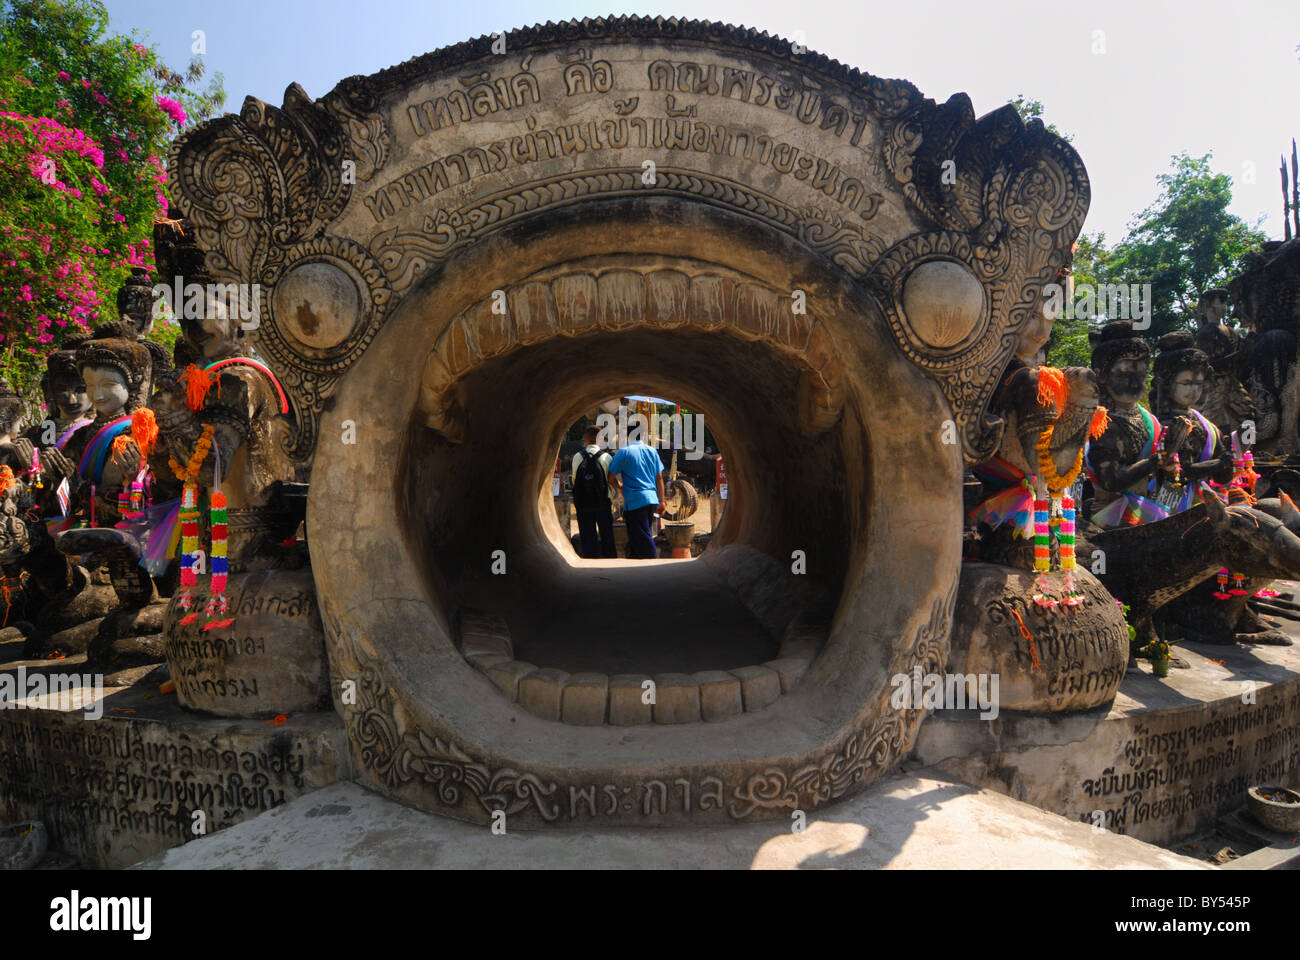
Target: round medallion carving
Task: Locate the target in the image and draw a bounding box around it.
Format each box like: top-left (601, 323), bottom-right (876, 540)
top-left (274, 261), bottom-right (361, 350)
top-left (901, 260), bottom-right (985, 350)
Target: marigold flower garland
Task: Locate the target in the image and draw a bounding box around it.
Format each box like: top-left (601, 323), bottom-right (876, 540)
top-left (1030, 399), bottom-right (1109, 612)
top-left (170, 426), bottom-right (236, 631)
top-left (171, 425), bottom-right (213, 613)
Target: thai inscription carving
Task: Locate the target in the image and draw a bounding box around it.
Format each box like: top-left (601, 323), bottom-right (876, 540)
top-left (168, 16), bottom-right (1087, 467)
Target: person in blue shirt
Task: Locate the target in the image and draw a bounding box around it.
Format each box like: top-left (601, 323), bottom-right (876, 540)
top-left (607, 438), bottom-right (665, 558)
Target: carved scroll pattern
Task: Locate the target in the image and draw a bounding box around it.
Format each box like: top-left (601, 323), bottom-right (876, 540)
top-left (369, 169), bottom-right (887, 296)
top-left (319, 597), bottom-right (562, 822)
top-left (868, 126), bottom-right (1089, 463)
top-left (170, 87), bottom-right (390, 462)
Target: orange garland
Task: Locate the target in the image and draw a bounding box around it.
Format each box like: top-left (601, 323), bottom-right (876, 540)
top-left (111, 408), bottom-right (160, 464)
top-left (169, 424), bottom-right (215, 483)
top-left (180, 364), bottom-right (221, 412)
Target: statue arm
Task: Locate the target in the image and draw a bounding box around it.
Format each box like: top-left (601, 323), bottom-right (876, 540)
top-left (1099, 455), bottom-right (1162, 492)
top-left (193, 373), bottom-right (252, 487)
top-left (1182, 444), bottom-right (1235, 484)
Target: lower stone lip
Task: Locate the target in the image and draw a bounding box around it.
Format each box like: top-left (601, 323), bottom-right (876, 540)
top-left (456, 556), bottom-right (827, 726)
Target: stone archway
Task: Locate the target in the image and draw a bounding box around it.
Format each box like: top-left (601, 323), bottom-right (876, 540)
top-left (168, 16), bottom-right (1088, 825)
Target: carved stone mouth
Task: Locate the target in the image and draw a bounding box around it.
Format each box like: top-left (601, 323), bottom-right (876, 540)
top-left (455, 550), bottom-right (829, 725)
top-left (405, 259), bottom-right (850, 727)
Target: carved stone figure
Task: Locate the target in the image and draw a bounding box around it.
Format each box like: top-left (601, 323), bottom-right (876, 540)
top-left (0, 477), bottom-right (119, 658)
top-left (0, 379), bottom-right (31, 476)
top-left (23, 332), bottom-right (93, 449)
top-left (35, 329), bottom-right (170, 667)
top-left (1194, 289), bottom-right (1254, 436)
top-left (1080, 493), bottom-right (1300, 650)
top-left (43, 329), bottom-right (157, 531)
top-left (1085, 321), bottom-right (1170, 527)
top-left (1150, 330), bottom-right (1234, 511)
top-left (149, 288), bottom-right (296, 571)
top-left (1230, 238), bottom-right (1300, 454)
top-left (972, 356), bottom-right (1101, 568)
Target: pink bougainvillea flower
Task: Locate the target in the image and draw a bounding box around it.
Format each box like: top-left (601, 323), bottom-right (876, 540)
top-left (57, 71), bottom-right (70, 82)
top-left (156, 96), bottom-right (186, 126)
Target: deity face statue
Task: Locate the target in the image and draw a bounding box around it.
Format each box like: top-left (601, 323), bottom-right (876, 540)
top-left (49, 370), bottom-right (91, 421)
top-left (1169, 368), bottom-right (1206, 411)
top-left (1015, 309), bottom-right (1052, 362)
top-left (181, 296), bottom-right (240, 362)
top-left (83, 365), bottom-right (131, 419)
top-left (1101, 357), bottom-right (1148, 407)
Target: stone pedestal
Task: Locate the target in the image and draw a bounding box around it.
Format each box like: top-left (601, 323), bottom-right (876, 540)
top-left (949, 563), bottom-right (1129, 713)
top-left (162, 567), bottom-right (329, 718)
top-left (663, 521), bottom-right (695, 559)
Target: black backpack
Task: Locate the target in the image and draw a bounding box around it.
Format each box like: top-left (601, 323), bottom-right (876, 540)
top-left (573, 450), bottom-right (609, 507)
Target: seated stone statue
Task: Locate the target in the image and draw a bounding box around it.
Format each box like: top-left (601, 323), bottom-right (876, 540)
top-left (149, 290), bottom-right (295, 576)
top-left (0, 379), bottom-right (31, 477)
top-left (149, 285), bottom-right (326, 717)
top-left (37, 329), bottom-right (169, 618)
top-left (1149, 330), bottom-right (1234, 512)
top-left (954, 316), bottom-right (1130, 714)
top-left (19, 332), bottom-right (94, 509)
top-left (1194, 288), bottom-right (1254, 437)
top-left (971, 354), bottom-right (1104, 571)
top-left (1084, 321), bottom-right (1173, 527)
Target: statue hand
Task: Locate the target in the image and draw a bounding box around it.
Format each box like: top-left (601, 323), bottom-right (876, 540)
top-left (10, 438), bottom-right (34, 470)
top-left (42, 446), bottom-right (75, 479)
top-left (1164, 416), bottom-right (1194, 452)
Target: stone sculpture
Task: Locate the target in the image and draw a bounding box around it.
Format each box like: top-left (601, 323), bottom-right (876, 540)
top-left (957, 329), bottom-right (1131, 713)
top-left (0, 380), bottom-right (30, 477)
top-left (1194, 289), bottom-right (1254, 437)
top-left (1230, 238), bottom-right (1300, 454)
top-left (1149, 330), bottom-right (1234, 512)
top-left (1084, 321), bottom-right (1170, 527)
top-left (150, 230), bottom-right (323, 718)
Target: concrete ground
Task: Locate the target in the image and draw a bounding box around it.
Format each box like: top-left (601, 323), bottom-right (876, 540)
top-left (464, 554), bottom-right (779, 675)
top-left (134, 768), bottom-right (1208, 870)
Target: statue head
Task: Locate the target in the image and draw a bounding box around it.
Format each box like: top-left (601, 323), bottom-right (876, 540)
top-left (1153, 330), bottom-right (1210, 414)
top-left (41, 332), bottom-right (93, 422)
top-left (116, 267), bottom-right (154, 338)
top-left (1196, 288), bottom-right (1230, 327)
top-left (1015, 306), bottom-right (1053, 363)
top-left (0, 378), bottom-right (25, 442)
top-left (1089, 320), bottom-right (1150, 407)
top-left (76, 331), bottom-right (152, 420)
top-left (180, 290), bottom-right (241, 362)
top-left (1194, 288), bottom-right (1237, 369)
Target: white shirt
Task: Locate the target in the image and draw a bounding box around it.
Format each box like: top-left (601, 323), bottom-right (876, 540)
top-left (571, 444), bottom-right (613, 485)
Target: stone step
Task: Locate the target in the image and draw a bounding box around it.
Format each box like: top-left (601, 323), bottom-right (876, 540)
top-left (132, 768), bottom-right (1209, 870)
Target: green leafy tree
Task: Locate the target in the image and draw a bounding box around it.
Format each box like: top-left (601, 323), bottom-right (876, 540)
top-left (0, 0), bottom-right (224, 398)
top-left (1106, 152), bottom-right (1267, 341)
top-left (1046, 232), bottom-right (1110, 367)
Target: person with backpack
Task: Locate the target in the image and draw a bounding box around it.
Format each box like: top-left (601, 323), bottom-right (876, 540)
top-left (607, 432), bottom-right (666, 559)
top-left (571, 426), bottom-right (620, 558)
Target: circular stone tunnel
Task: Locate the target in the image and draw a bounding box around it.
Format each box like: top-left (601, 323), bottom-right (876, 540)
top-left (306, 197), bottom-right (965, 824)
top-left (170, 16), bottom-right (1086, 827)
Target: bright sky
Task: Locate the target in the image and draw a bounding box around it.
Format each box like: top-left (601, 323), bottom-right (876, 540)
top-left (103, 0), bottom-right (1300, 243)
